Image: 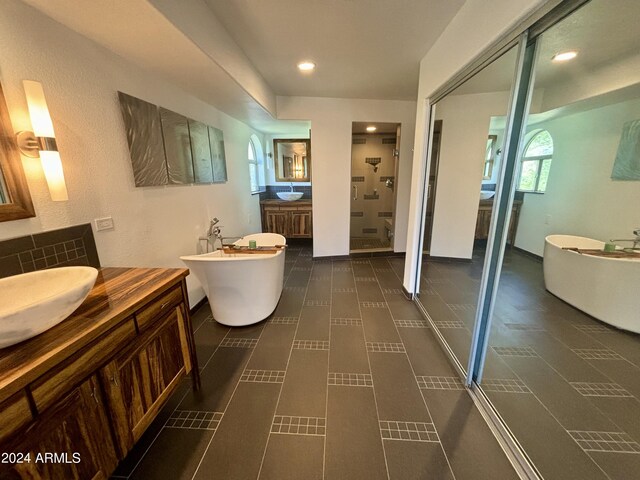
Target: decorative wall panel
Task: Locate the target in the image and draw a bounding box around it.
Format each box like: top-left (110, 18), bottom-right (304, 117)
top-left (118, 92), bottom-right (227, 187)
top-left (188, 120), bottom-right (214, 184)
top-left (160, 108), bottom-right (195, 185)
top-left (208, 126), bottom-right (228, 182)
top-left (117, 92), bottom-right (168, 187)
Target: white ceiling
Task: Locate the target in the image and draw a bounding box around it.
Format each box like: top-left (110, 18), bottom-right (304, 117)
top-left (452, 0), bottom-right (640, 97)
top-left (352, 121), bottom-right (398, 134)
top-left (21, 0), bottom-right (464, 133)
top-left (204, 0), bottom-right (465, 100)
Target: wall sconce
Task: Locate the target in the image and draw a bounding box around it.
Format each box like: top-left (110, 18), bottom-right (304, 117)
top-left (16, 80), bottom-right (68, 201)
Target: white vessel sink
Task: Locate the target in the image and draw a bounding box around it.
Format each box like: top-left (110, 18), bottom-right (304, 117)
top-left (277, 192), bottom-right (304, 201)
top-left (0, 266), bottom-right (99, 349)
top-left (480, 190), bottom-right (495, 200)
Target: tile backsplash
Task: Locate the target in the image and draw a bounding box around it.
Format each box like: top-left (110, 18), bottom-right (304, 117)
top-left (0, 224), bottom-right (100, 279)
top-left (259, 185), bottom-right (312, 200)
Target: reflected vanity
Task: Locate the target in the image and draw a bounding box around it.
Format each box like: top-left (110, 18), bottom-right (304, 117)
top-left (273, 138), bottom-right (311, 182)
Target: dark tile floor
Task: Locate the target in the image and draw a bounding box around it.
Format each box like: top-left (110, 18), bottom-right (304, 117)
top-left (350, 236), bottom-right (390, 250)
top-left (418, 248), bottom-right (640, 480)
top-left (111, 245), bottom-right (517, 480)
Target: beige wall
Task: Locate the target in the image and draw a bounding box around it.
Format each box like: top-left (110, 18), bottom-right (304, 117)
top-left (277, 96), bottom-right (416, 257)
top-left (430, 91), bottom-right (512, 259)
top-left (0, 0), bottom-right (264, 306)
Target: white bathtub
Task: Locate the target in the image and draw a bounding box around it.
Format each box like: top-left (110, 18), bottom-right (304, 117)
top-left (543, 234), bottom-right (640, 334)
top-left (181, 233), bottom-right (286, 326)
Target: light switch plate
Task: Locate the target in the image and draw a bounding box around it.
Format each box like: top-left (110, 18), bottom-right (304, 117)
top-left (95, 216), bottom-right (115, 231)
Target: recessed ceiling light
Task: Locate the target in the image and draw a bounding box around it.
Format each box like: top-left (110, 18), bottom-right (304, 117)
top-left (552, 51), bottom-right (578, 62)
top-left (297, 61), bottom-right (316, 72)
top-left (366, 126), bottom-right (377, 132)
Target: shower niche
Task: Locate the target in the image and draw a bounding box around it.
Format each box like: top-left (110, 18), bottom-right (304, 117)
top-left (349, 122), bottom-right (400, 252)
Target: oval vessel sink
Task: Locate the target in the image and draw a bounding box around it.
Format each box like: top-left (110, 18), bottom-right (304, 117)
top-left (0, 266), bottom-right (98, 349)
top-left (277, 192), bottom-right (304, 201)
top-left (480, 190), bottom-right (495, 200)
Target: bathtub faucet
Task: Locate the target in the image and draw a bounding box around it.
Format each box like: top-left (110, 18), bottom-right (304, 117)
top-left (201, 218), bottom-right (223, 251)
top-left (610, 228), bottom-right (640, 250)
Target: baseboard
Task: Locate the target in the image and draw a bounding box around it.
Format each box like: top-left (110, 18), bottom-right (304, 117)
top-left (313, 252), bottom-right (406, 260)
top-left (189, 296), bottom-right (208, 315)
top-left (512, 246), bottom-right (543, 262)
top-left (424, 254), bottom-right (473, 263)
top-left (312, 254), bottom-right (351, 261)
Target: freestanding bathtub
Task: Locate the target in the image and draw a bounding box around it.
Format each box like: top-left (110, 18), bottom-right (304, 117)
top-left (543, 234), bottom-right (640, 334)
top-left (181, 233), bottom-right (286, 326)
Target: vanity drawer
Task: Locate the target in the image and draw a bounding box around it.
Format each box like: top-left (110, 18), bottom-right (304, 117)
top-left (0, 391), bottom-right (32, 442)
top-left (31, 319), bottom-right (136, 413)
top-left (135, 283), bottom-right (184, 332)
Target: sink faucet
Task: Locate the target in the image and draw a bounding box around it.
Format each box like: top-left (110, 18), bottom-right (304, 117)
top-left (290, 182), bottom-right (294, 192)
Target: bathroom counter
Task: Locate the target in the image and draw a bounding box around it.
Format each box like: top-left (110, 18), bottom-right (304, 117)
top-left (0, 267), bottom-right (190, 403)
top-left (0, 267), bottom-right (198, 479)
top-left (260, 198), bottom-right (312, 206)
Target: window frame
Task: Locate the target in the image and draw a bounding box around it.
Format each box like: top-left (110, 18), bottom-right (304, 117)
top-left (517, 130), bottom-right (553, 193)
top-left (248, 138), bottom-right (260, 194)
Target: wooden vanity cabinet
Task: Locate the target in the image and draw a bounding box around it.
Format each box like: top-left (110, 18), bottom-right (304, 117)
top-left (475, 200), bottom-right (522, 245)
top-left (0, 268), bottom-right (197, 480)
top-left (261, 200), bottom-right (312, 238)
top-left (100, 306), bottom-right (186, 455)
top-left (1, 375), bottom-right (118, 480)
top-left (264, 208), bottom-right (289, 236)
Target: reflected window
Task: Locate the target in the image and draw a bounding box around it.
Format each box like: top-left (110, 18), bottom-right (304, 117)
top-left (518, 130), bottom-right (553, 193)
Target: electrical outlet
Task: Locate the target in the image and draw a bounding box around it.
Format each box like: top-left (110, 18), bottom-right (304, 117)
top-left (95, 216), bottom-right (114, 231)
top-left (545, 214), bottom-right (552, 225)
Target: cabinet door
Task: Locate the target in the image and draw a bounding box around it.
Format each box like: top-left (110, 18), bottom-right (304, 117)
top-left (507, 205), bottom-right (521, 245)
top-left (290, 210), bottom-right (312, 238)
top-left (264, 209), bottom-right (288, 236)
top-left (100, 308), bottom-right (185, 455)
top-left (0, 376), bottom-right (118, 480)
top-left (475, 208), bottom-right (492, 240)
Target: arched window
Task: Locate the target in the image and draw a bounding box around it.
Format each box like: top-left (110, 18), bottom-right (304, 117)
top-left (518, 130), bottom-right (553, 193)
top-left (248, 139), bottom-right (259, 193)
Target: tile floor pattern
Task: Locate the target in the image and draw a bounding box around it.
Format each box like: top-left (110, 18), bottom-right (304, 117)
top-left (418, 248), bottom-right (640, 480)
top-left (111, 245), bottom-right (518, 480)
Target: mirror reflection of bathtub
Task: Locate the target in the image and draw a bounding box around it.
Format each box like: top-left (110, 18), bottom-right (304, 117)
top-left (181, 233), bottom-right (286, 326)
top-left (543, 234), bottom-right (640, 333)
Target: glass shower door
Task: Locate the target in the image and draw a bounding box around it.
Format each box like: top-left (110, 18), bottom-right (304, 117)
top-left (350, 122), bottom-right (399, 252)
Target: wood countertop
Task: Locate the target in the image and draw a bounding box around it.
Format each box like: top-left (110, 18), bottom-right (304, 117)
top-left (0, 267), bottom-right (188, 403)
top-left (260, 198), bottom-right (312, 205)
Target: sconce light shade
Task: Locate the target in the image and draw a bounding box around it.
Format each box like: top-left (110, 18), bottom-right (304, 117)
top-left (21, 80), bottom-right (68, 201)
top-left (23, 80), bottom-right (55, 137)
top-left (40, 151), bottom-right (68, 201)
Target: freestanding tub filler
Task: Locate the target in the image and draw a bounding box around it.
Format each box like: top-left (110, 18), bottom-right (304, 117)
top-left (181, 233), bottom-right (286, 326)
top-left (543, 234), bottom-right (640, 334)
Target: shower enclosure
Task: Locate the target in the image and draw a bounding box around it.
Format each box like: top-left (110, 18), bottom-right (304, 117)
top-left (350, 122), bottom-right (400, 252)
